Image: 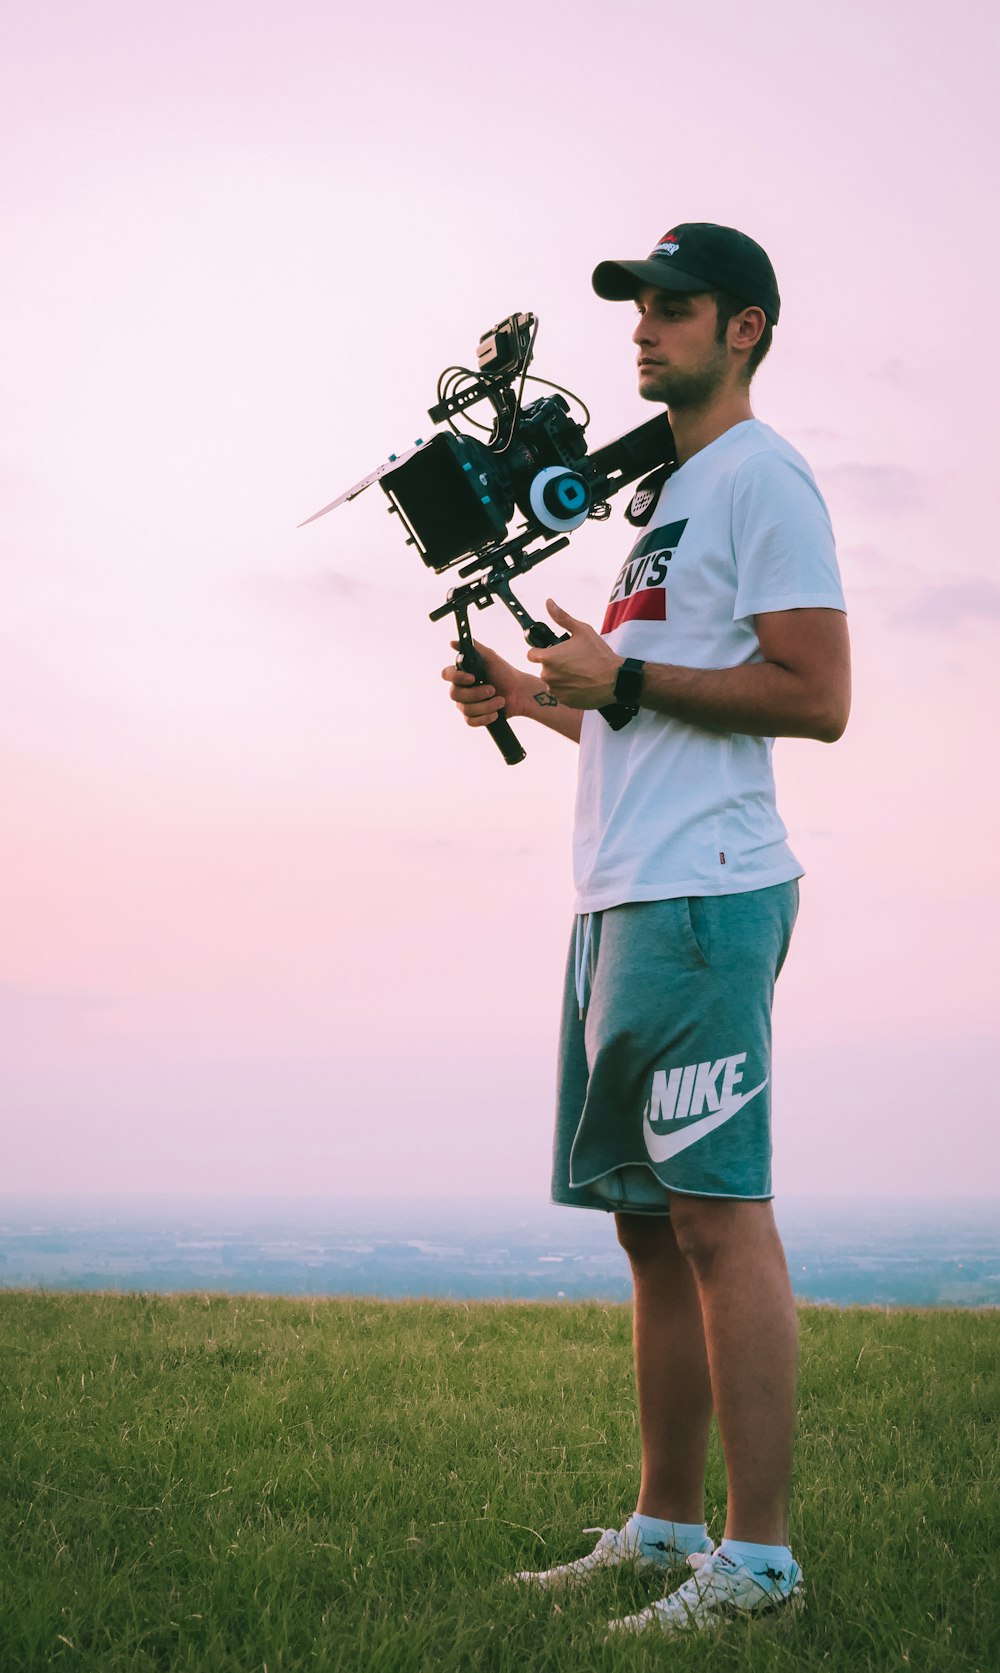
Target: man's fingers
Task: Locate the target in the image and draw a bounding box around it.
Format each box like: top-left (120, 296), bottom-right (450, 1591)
top-left (546, 597), bottom-right (579, 630)
top-left (458, 691), bottom-right (503, 713)
top-left (449, 679), bottom-right (502, 708)
top-left (442, 641), bottom-right (506, 721)
top-left (462, 697), bottom-right (505, 725)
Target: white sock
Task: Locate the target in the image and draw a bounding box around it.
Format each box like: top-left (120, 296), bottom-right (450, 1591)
top-left (626, 1512), bottom-right (709, 1558)
top-left (718, 1538), bottom-right (795, 1589)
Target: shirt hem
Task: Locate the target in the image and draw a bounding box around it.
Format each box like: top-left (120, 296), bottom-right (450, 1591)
top-left (573, 862), bottom-right (804, 915)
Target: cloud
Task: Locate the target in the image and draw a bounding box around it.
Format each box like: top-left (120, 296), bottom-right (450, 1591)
top-left (316, 570), bottom-right (367, 599)
top-left (869, 358), bottom-right (911, 390)
top-left (0, 982), bottom-right (89, 1015)
top-left (0, 982), bottom-right (114, 1030)
top-left (789, 425), bottom-right (843, 447)
top-left (837, 542), bottom-right (897, 576)
top-left (817, 463), bottom-right (926, 515)
top-left (252, 567), bottom-right (369, 608)
top-left (888, 577), bottom-right (1000, 632)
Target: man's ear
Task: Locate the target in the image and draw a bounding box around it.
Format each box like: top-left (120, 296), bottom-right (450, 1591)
top-left (730, 306), bottom-right (767, 354)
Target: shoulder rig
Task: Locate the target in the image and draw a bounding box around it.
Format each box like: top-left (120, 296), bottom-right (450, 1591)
top-left (624, 462), bottom-right (676, 527)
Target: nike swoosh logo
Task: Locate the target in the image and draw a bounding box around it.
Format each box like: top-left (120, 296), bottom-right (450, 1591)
top-left (642, 1079), bottom-right (768, 1164)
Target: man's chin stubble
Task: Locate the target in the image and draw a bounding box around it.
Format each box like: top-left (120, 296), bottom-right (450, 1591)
top-left (642, 373), bottom-right (723, 410)
top-left (639, 354), bottom-right (729, 410)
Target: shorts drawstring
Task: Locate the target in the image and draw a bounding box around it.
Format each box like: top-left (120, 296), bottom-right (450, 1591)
top-left (574, 912), bottom-right (594, 1019)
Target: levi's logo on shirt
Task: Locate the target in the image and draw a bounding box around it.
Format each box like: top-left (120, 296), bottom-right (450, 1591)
top-left (601, 518), bottom-right (688, 634)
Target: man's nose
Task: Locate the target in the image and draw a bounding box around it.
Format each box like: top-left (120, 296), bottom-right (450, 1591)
top-left (632, 315), bottom-right (652, 346)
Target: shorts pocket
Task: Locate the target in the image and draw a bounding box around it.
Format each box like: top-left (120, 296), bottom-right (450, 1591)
top-left (679, 896), bottom-right (711, 966)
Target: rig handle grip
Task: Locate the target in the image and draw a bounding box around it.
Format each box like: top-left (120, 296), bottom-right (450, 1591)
top-left (456, 644), bottom-right (526, 767)
top-left (485, 714), bottom-right (528, 766)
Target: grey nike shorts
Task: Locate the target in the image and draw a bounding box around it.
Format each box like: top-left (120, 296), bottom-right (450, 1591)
top-left (551, 881), bottom-right (799, 1215)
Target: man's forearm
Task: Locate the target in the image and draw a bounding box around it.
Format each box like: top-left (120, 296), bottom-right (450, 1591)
top-left (638, 658), bottom-right (846, 742)
top-left (520, 678), bottom-right (583, 743)
top-left (526, 601), bottom-right (850, 743)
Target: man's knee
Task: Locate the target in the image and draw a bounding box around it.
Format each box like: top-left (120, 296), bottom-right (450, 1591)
top-left (667, 1194), bottom-right (778, 1276)
top-left (614, 1211), bottom-right (675, 1267)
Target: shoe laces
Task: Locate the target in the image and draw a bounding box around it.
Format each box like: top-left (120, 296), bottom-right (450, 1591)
top-left (677, 1548), bottom-right (791, 1607)
top-left (669, 1550), bottom-right (741, 1606)
top-left (580, 1527), bottom-right (628, 1561)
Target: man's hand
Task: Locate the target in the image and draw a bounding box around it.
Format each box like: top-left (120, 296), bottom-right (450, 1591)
top-left (525, 600), bottom-right (622, 709)
top-left (441, 632), bottom-right (585, 745)
top-left (441, 640), bottom-right (534, 728)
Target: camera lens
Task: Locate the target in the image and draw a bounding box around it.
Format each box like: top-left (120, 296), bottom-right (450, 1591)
top-left (529, 467), bottom-right (592, 532)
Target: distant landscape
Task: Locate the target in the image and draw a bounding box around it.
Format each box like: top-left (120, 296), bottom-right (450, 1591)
top-left (1, 1195), bottom-right (997, 1307)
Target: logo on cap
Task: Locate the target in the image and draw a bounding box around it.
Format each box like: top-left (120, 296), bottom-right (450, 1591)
top-left (652, 233), bottom-right (680, 256)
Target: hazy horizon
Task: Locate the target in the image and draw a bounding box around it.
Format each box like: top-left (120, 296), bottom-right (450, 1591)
top-left (3, 1189), bottom-right (998, 1205)
top-left (2, 1193), bottom-right (996, 1308)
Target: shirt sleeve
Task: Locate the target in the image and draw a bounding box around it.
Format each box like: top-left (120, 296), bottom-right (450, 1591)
top-left (731, 447), bottom-right (847, 620)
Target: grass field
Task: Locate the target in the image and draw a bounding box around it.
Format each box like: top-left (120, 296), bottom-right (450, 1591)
top-left (1, 1293), bottom-right (997, 1672)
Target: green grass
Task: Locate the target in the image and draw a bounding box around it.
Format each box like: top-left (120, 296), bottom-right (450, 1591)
top-left (0, 1294), bottom-right (997, 1672)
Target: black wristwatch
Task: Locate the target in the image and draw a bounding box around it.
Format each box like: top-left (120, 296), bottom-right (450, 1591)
top-left (612, 657), bottom-right (646, 713)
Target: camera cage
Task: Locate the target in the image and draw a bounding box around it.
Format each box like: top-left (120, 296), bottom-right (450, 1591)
top-left (299, 313), bottom-right (676, 764)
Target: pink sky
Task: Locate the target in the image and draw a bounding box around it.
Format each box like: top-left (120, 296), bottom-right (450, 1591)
top-left (2, 1), bottom-right (998, 1201)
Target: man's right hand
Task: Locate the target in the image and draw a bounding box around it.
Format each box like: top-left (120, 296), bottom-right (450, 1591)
top-left (441, 638), bottom-right (584, 745)
top-left (441, 640), bottom-right (534, 729)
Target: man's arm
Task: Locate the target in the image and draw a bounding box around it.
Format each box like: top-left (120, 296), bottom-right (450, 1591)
top-left (520, 682), bottom-right (585, 743)
top-left (527, 599), bottom-right (851, 742)
top-left (640, 608), bottom-right (851, 740)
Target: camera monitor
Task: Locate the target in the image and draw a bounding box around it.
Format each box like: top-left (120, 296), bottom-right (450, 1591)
top-left (382, 433), bottom-right (511, 572)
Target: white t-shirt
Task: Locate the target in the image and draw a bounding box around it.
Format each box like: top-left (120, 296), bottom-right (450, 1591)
top-left (572, 419), bottom-right (846, 912)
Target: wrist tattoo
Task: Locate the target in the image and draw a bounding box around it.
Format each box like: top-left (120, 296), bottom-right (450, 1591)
top-left (534, 691), bottom-right (558, 707)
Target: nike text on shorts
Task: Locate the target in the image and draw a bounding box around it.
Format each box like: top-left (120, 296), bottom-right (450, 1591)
top-left (551, 882), bottom-right (799, 1214)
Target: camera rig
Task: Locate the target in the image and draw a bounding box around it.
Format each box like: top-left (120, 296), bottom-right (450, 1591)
top-left (300, 313), bottom-right (676, 763)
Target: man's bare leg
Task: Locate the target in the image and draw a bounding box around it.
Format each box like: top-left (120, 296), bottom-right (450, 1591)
top-left (615, 1213), bottom-right (714, 1523)
top-left (666, 1193), bottom-right (798, 1545)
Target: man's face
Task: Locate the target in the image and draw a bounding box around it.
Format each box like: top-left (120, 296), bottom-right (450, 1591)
top-left (631, 286), bottom-right (727, 410)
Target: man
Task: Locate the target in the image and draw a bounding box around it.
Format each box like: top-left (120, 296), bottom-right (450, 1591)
top-left (442, 223), bottom-right (849, 1634)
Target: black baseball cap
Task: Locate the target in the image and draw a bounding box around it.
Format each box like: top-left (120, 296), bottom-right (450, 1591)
top-left (593, 222), bottom-right (781, 325)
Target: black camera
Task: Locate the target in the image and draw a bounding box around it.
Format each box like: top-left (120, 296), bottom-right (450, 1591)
top-left (383, 313), bottom-right (588, 570)
top-left (383, 402), bottom-right (594, 571)
top-left (300, 313), bottom-right (675, 764)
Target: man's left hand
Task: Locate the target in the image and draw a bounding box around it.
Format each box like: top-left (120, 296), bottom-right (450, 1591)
top-left (525, 600), bottom-right (623, 709)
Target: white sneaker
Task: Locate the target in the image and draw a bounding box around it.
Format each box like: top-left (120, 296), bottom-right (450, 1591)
top-left (514, 1524), bottom-right (714, 1589)
top-left (607, 1548), bottom-right (805, 1633)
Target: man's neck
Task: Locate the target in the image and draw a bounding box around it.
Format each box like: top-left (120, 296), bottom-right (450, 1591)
top-left (668, 393), bottom-right (755, 467)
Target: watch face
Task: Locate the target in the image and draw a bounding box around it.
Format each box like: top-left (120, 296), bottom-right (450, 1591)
top-left (614, 659), bottom-right (644, 707)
